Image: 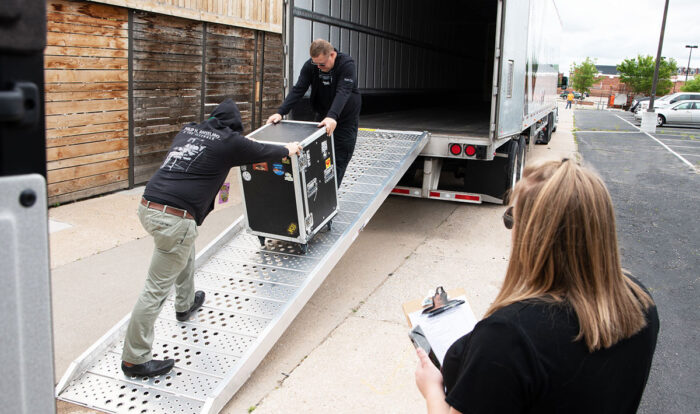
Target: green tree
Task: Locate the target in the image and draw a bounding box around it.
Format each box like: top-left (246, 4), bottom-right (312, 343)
top-left (569, 58), bottom-right (598, 94)
top-left (681, 75), bottom-right (700, 92)
top-left (617, 55), bottom-right (678, 96)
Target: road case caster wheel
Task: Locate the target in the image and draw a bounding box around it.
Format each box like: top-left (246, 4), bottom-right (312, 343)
top-left (258, 236), bottom-right (266, 247)
top-left (324, 220), bottom-right (332, 232)
top-left (299, 243), bottom-right (308, 254)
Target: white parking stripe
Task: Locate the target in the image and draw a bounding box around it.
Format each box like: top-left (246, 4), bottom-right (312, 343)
top-left (657, 136), bottom-right (700, 142)
top-left (663, 145), bottom-right (700, 150)
top-left (614, 114), bottom-right (699, 173)
top-left (575, 130), bottom-right (639, 134)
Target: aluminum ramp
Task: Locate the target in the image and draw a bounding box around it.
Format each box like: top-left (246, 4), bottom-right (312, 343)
top-left (56, 129), bottom-right (429, 414)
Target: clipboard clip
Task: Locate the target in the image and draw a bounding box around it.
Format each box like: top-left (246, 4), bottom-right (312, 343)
top-left (421, 286), bottom-right (448, 314)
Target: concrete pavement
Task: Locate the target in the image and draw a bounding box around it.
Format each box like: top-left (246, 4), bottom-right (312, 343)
top-left (52, 103), bottom-right (576, 413)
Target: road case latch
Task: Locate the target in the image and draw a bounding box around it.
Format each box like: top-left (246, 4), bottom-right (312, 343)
top-left (304, 213), bottom-right (313, 233)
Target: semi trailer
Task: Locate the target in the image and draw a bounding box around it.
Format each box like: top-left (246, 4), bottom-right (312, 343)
top-left (56, 1), bottom-right (563, 412)
top-left (287, 0), bottom-right (562, 203)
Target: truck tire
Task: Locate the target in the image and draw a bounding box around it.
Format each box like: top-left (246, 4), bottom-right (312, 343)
top-left (536, 113), bottom-right (554, 145)
top-left (506, 139), bottom-right (523, 198)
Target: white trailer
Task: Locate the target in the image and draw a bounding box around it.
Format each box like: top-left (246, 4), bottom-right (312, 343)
top-left (287, 0), bottom-right (562, 203)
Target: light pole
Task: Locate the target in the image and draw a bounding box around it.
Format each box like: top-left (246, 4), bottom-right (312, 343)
top-left (685, 45), bottom-right (698, 83)
top-left (641, 0), bottom-right (670, 133)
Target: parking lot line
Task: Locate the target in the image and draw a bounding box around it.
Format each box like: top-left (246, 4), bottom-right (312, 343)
top-left (614, 114), bottom-right (699, 172)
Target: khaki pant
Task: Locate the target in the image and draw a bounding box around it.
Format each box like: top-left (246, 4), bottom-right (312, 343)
top-left (122, 203), bottom-right (198, 364)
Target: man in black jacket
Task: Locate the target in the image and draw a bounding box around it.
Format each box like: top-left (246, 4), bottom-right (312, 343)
top-left (267, 39), bottom-right (361, 185)
top-left (121, 99), bottom-right (301, 377)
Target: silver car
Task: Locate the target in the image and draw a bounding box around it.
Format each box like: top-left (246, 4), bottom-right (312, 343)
top-left (655, 100), bottom-right (700, 126)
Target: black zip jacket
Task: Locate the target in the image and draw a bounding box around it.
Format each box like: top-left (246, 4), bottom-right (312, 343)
top-left (277, 50), bottom-right (361, 123)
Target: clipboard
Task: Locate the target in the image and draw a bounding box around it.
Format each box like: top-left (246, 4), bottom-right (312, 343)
top-left (402, 288), bottom-right (467, 327)
top-left (403, 288), bottom-right (476, 368)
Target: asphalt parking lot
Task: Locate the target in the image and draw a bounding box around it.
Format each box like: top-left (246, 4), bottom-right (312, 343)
top-left (574, 109), bottom-right (699, 414)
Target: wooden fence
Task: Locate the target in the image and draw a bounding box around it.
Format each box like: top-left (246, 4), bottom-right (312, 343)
top-left (46, 1), bottom-right (130, 204)
top-left (45, 0), bottom-right (285, 204)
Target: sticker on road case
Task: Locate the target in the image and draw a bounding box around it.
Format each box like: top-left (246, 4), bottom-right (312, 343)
top-left (272, 163), bottom-right (284, 176)
top-left (324, 165), bottom-right (334, 183)
top-left (325, 157), bottom-right (331, 169)
top-left (281, 157), bottom-right (290, 165)
top-left (242, 171), bottom-right (252, 181)
top-left (287, 222), bottom-right (298, 235)
top-left (253, 162), bottom-right (268, 171)
top-left (284, 172), bottom-right (293, 182)
top-left (306, 177), bottom-right (318, 199)
top-left (321, 140), bottom-right (328, 157)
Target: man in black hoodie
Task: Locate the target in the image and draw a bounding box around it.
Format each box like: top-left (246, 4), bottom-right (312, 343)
top-left (267, 39), bottom-right (361, 185)
top-left (121, 99), bottom-right (301, 377)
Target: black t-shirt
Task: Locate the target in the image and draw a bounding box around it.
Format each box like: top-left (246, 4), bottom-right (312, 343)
top-left (277, 50), bottom-right (361, 123)
top-left (442, 280), bottom-right (659, 414)
top-left (143, 99), bottom-right (288, 225)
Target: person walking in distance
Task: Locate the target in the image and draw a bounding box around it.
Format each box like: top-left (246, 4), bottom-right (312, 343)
top-left (121, 99), bottom-right (301, 377)
top-left (267, 39), bottom-right (361, 186)
top-left (566, 91), bottom-right (574, 109)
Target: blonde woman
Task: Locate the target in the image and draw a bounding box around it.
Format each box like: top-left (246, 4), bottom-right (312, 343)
top-left (415, 159), bottom-right (659, 413)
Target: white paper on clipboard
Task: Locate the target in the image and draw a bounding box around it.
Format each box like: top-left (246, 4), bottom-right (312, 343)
top-left (408, 295), bottom-right (478, 365)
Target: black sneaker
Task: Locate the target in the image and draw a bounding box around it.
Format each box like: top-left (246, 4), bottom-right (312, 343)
top-left (121, 359), bottom-right (174, 377)
top-left (176, 290), bottom-right (205, 322)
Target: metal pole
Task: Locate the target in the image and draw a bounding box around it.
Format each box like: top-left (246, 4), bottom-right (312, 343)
top-left (648, 0), bottom-right (670, 112)
top-left (685, 45), bottom-right (697, 83)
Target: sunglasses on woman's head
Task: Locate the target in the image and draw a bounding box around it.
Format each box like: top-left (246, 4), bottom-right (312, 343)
top-left (503, 206), bottom-right (513, 230)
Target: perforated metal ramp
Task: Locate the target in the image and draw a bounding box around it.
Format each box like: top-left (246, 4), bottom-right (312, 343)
top-left (56, 129), bottom-right (429, 414)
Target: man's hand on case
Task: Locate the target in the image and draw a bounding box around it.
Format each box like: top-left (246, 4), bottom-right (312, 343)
top-left (317, 117), bottom-right (337, 135)
top-left (267, 113), bottom-right (282, 124)
top-left (285, 142), bottom-right (302, 156)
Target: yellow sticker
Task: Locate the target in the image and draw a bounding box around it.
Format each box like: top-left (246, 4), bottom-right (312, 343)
top-left (325, 157), bottom-right (331, 168)
top-left (287, 222), bottom-right (298, 235)
top-left (359, 128), bottom-right (376, 131)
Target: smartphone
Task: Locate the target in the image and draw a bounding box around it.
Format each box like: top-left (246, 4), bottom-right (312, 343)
top-left (408, 325), bottom-right (441, 369)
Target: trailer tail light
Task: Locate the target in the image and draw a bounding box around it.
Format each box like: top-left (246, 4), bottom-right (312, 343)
top-left (464, 145), bottom-right (477, 156)
top-left (449, 143), bottom-right (462, 156)
top-left (392, 188), bottom-right (410, 194)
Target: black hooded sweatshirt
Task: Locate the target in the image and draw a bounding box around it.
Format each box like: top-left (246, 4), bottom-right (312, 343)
top-left (143, 99), bottom-right (288, 225)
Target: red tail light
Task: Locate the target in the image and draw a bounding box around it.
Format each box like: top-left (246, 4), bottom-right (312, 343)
top-left (464, 145), bottom-right (476, 156)
top-left (449, 143), bottom-right (462, 156)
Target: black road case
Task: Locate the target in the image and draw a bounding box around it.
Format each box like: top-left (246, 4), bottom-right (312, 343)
top-left (240, 120), bottom-right (339, 252)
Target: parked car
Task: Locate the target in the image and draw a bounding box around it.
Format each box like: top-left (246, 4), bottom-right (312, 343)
top-left (637, 92), bottom-right (700, 112)
top-left (635, 100), bottom-right (700, 126)
top-left (560, 91), bottom-right (582, 99)
top-left (629, 97), bottom-right (650, 112)
top-left (655, 100), bottom-right (700, 126)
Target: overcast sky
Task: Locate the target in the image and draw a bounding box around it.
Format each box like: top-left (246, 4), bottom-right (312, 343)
top-left (554, 0), bottom-right (700, 76)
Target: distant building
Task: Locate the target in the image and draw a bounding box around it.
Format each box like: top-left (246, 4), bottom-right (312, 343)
top-left (595, 65), bottom-right (620, 77)
top-left (677, 67), bottom-right (700, 76)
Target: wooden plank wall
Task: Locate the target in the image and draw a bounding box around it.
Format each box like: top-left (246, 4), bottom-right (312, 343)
top-left (45, 0), bottom-right (285, 198)
top-left (132, 12), bottom-right (204, 184)
top-left (204, 24), bottom-right (256, 129)
top-left (45, 0), bottom-right (130, 205)
top-left (261, 32), bottom-right (284, 124)
top-left (89, 0), bottom-right (284, 33)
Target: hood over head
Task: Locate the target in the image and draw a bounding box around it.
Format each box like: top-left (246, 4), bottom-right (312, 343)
top-left (209, 98), bottom-right (243, 132)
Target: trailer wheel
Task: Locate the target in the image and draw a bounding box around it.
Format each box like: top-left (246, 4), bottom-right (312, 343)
top-left (506, 139), bottom-right (523, 198)
top-left (536, 113), bottom-right (554, 145)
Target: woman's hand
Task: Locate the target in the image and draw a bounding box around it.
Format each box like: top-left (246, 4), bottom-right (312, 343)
top-left (415, 348), bottom-right (445, 399)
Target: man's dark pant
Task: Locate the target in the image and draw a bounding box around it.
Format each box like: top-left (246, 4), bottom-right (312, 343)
top-left (315, 115), bottom-right (358, 186)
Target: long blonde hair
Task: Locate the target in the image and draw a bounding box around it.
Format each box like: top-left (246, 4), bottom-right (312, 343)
top-left (486, 159), bottom-right (654, 351)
